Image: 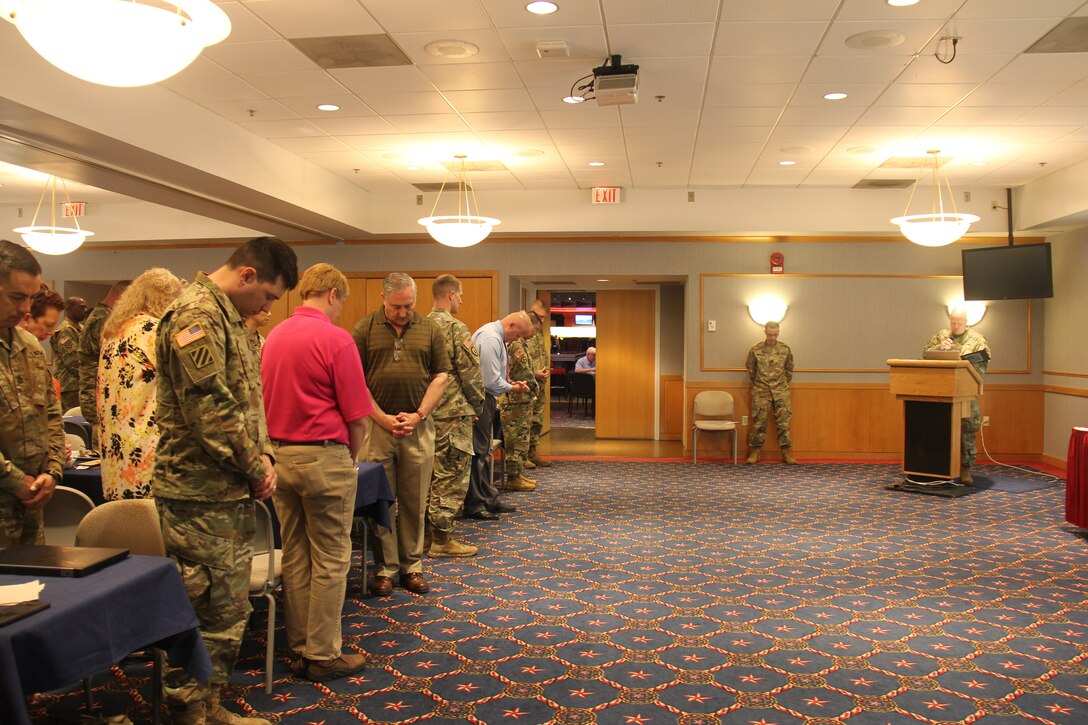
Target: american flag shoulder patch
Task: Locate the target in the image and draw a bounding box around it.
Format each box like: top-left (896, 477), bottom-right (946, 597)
top-left (175, 323), bottom-right (206, 348)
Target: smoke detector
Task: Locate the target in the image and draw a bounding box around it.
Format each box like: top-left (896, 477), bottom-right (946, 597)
top-left (536, 40), bottom-right (570, 58)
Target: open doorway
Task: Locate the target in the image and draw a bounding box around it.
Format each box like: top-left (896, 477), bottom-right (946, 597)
top-left (548, 291), bottom-right (596, 430)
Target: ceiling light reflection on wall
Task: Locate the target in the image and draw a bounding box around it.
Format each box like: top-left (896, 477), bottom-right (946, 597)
top-left (747, 297), bottom-right (788, 326)
top-left (0, 0), bottom-right (232, 87)
top-left (947, 299), bottom-right (987, 326)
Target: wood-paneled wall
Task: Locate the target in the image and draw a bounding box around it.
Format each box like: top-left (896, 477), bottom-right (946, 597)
top-left (660, 375), bottom-right (684, 440)
top-left (684, 382), bottom-right (1045, 460)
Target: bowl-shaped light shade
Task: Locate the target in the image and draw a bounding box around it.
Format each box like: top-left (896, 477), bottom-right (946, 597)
top-left (8, 0), bottom-right (231, 87)
top-left (890, 213), bottom-right (980, 247)
top-left (16, 226), bottom-right (94, 255)
top-left (418, 215), bottom-right (501, 248)
top-left (747, 297), bottom-right (788, 326)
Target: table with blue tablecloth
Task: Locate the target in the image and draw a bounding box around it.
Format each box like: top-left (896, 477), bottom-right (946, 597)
top-left (0, 555), bottom-right (211, 725)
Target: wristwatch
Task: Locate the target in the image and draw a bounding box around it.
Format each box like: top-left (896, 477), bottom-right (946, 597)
top-left (47, 471), bottom-right (63, 485)
top-left (417, 410), bottom-right (427, 421)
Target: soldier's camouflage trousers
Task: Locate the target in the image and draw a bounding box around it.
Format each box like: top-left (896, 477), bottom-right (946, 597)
top-left (428, 416), bottom-right (473, 532)
top-left (748, 389), bottom-right (793, 449)
top-left (501, 401), bottom-right (533, 478)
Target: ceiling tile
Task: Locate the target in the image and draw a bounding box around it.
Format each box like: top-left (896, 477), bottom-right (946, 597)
top-left (361, 92), bottom-right (455, 115)
top-left (162, 74), bottom-right (267, 103)
top-left (392, 28), bottom-right (512, 66)
top-left (602, 0), bottom-right (720, 24)
top-left (934, 18), bottom-right (1068, 55)
top-left (463, 111), bottom-right (546, 131)
top-left (876, 83), bottom-right (978, 107)
top-left (709, 55), bottom-right (810, 84)
top-left (497, 26), bottom-right (608, 61)
top-left (421, 62), bottom-right (524, 91)
top-left (1047, 78), bottom-right (1088, 106)
top-left (713, 22), bottom-right (828, 57)
top-left (278, 95), bottom-right (377, 118)
top-left (519, 179), bottom-right (580, 190)
top-left (241, 70), bottom-right (349, 98)
top-left (619, 106), bottom-right (701, 128)
top-left (237, 119), bottom-right (328, 138)
top-left (778, 105), bottom-right (864, 126)
top-left (955, 0), bottom-right (1085, 20)
top-left (1013, 106), bottom-right (1088, 125)
top-left (817, 19), bottom-right (947, 57)
top-left (721, 0), bottom-right (841, 23)
top-left (203, 40), bottom-right (317, 74)
top-left (244, 0), bottom-right (383, 38)
top-left (790, 83), bottom-right (887, 106)
top-left (632, 83), bottom-right (705, 108)
top-left (895, 54), bottom-right (1015, 84)
top-left (270, 136), bottom-right (353, 153)
top-left (704, 84), bottom-right (795, 108)
top-left (540, 107), bottom-right (622, 129)
top-left (699, 108), bottom-right (781, 126)
top-left (481, 0), bottom-right (604, 29)
top-left (216, 2), bottom-right (280, 43)
top-left (769, 127), bottom-right (846, 143)
top-left (626, 57), bottom-right (712, 85)
top-left (201, 98), bottom-right (298, 122)
top-left (445, 89), bottom-right (535, 113)
top-left (804, 55), bottom-right (912, 84)
top-left (933, 107), bottom-right (1032, 126)
top-left (857, 106), bottom-right (950, 126)
top-left (988, 53), bottom-right (1088, 84)
top-left (310, 116), bottom-right (398, 135)
top-left (363, 0), bottom-right (491, 32)
top-left (607, 23), bottom-right (716, 57)
top-left (700, 126), bottom-right (772, 143)
top-left (515, 58), bottom-right (599, 88)
top-left (837, 0), bottom-right (965, 21)
top-left (384, 115), bottom-right (471, 133)
top-left (960, 82), bottom-right (1071, 107)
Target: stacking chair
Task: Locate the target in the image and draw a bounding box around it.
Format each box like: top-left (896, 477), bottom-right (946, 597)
top-left (64, 406), bottom-right (83, 418)
top-left (691, 391), bottom-right (738, 464)
top-left (568, 373), bottom-right (596, 417)
top-left (63, 419), bottom-right (91, 448)
top-left (43, 485), bottom-right (96, 545)
top-left (75, 499), bottom-right (165, 724)
top-left (250, 500), bottom-right (282, 693)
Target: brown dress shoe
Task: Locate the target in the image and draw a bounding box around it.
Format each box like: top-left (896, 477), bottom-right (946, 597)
top-left (369, 575), bottom-right (393, 597)
top-left (302, 653), bottom-right (367, 682)
top-left (401, 572), bottom-right (430, 594)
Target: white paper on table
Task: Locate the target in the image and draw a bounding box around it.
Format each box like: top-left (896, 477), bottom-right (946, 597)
top-left (0, 580), bottom-right (44, 604)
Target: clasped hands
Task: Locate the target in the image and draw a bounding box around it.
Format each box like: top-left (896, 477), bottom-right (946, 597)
top-left (376, 411), bottom-right (424, 437)
top-left (18, 473), bottom-right (56, 509)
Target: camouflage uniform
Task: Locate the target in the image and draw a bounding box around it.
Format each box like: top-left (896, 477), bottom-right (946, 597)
top-left (500, 338), bottom-right (535, 478)
top-left (527, 328), bottom-right (548, 451)
top-left (77, 303), bottom-right (109, 448)
top-left (152, 273), bottom-right (273, 705)
top-left (427, 307), bottom-right (485, 532)
top-left (746, 340), bottom-right (794, 449)
top-left (0, 326), bottom-right (65, 547)
top-left (925, 327), bottom-right (990, 467)
top-left (52, 317), bottom-right (82, 412)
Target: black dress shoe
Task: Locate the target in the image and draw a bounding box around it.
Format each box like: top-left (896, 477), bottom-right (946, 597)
top-left (465, 508), bottom-right (499, 520)
top-left (491, 501), bottom-right (517, 514)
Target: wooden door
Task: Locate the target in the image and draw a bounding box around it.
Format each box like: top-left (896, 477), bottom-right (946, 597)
top-left (596, 289), bottom-right (656, 439)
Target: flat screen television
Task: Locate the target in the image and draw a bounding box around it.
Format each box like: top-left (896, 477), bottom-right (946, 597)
top-left (574, 313), bottom-right (594, 326)
top-left (961, 243), bottom-right (1053, 301)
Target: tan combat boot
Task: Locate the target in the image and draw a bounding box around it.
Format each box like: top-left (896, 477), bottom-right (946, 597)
top-left (959, 465), bottom-right (973, 484)
top-left (781, 447), bottom-right (798, 465)
top-left (166, 701), bottom-right (206, 725)
top-left (429, 529), bottom-right (478, 557)
top-left (524, 458), bottom-right (536, 470)
top-left (205, 685), bottom-right (270, 725)
top-left (506, 474), bottom-right (537, 492)
top-left (529, 447), bottom-right (553, 467)
top-left (746, 447), bottom-right (761, 465)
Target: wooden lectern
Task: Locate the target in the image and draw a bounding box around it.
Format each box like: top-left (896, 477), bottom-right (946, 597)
top-left (887, 359), bottom-right (983, 480)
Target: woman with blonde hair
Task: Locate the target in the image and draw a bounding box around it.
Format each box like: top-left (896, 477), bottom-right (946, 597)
top-left (97, 267), bottom-right (186, 500)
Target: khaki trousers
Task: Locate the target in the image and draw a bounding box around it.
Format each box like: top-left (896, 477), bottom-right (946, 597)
top-left (364, 418), bottom-right (435, 579)
top-left (272, 443), bottom-right (357, 661)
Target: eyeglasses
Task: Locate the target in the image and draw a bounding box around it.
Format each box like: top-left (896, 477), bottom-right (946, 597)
top-left (393, 337), bottom-right (404, 362)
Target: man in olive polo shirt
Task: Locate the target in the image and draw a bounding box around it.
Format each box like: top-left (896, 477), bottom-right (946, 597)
top-left (352, 273), bottom-right (450, 596)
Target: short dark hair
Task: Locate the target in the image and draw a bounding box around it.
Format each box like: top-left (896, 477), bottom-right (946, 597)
top-left (31, 288), bottom-right (64, 318)
top-left (225, 236), bottom-right (298, 290)
top-left (0, 239), bottom-right (42, 282)
top-left (432, 274), bottom-right (461, 298)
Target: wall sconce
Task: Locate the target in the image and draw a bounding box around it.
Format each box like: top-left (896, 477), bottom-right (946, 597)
top-left (747, 297), bottom-right (788, 325)
top-left (947, 299), bottom-right (986, 326)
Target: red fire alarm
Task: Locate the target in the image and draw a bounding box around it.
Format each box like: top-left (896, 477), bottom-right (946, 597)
top-left (770, 252), bottom-right (784, 274)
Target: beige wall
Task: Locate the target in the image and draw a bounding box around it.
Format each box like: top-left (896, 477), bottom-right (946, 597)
top-left (1043, 228), bottom-right (1088, 462)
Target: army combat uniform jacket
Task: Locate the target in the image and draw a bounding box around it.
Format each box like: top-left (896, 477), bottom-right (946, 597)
top-left (153, 273), bottom-right (273, 502)
top-left (427, 308), bottom-right (485, 422)
top-left (746, 340), bottom-right (794, 400)
top-left (52, 317), bottom-right (82, 409)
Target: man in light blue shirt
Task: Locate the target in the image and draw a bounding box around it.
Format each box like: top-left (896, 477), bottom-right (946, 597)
top-left (465, 312), bottom-right (533, 519)
top-left (575, 347), bottom-right (596, 373)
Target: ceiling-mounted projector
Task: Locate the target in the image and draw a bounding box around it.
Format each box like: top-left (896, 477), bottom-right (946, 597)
top-left (592, 54), bottom-right (639, 106)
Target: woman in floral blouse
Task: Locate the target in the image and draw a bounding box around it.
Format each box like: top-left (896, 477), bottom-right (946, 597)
top-left (97, 268), bottom-right (185, 500)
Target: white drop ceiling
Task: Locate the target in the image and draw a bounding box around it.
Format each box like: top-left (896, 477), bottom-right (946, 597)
top-left (2, 0), bottom-right (1088, 237)
top-left (136, 0), bottom-right (1088, 194)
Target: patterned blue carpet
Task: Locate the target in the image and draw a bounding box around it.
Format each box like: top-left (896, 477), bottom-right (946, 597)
top-left (29, 461), bottom-right (1088, 724)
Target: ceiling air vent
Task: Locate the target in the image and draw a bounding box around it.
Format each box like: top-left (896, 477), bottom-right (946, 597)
top-left (290, 35), bottom-right (411, 69)
top-left (854, 179), bottom-right (915, 189)
top-left (1026, 18), bottom-right (1088, 54)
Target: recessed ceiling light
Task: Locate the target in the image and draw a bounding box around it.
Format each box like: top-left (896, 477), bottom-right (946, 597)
top-left (563, 95), bottom-right (586, 104)
top-left (778, 160), bottom-right (797, 166)
top-left (405, 165), bottom-right (421, 171)
top-left (316, 103), bottom-right (340, 112)
top-left (526, 1), bottom-right (559, 14)
top-left (588, 161), bottom-right (605, 167)
top-left (886, 0), bottom-right (920, 6)
top-left (823, 92), bottom-right (848, 101)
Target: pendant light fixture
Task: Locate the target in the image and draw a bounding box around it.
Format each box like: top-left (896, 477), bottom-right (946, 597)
top-left (13, 175), bottom-right (94, 255)
top-left (0, 0), bottom-right (231, 87)
top-left (890, 150), bottom-right (979, 247)
top-left (418, 155), bottom-right (501, 248)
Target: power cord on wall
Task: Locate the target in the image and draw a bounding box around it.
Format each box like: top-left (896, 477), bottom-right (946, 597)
top-left (978, 425), bottom-right (1063, 483)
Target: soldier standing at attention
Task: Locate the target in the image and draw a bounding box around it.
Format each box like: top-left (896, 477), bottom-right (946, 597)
top-left (501, 331), bottom-right (538, 491)
top-left (153, 236), bottom-right (297, 725)
top-left (924, 307), bottom-right (990, 484)
top-left (52, 295), bottom-right (89, 411)
top-left (426, 275), bottom-right (485, 557)
top-left (525, 302), bottom-right (552, 470)
top-left (352, 273), bottom-right (450, 597)
top-left (745, 321), bottom-right (797, 465)
top-left (77, 279), bottom-right (130, 448)
top-left (0, 240), bottom-right (64, 547)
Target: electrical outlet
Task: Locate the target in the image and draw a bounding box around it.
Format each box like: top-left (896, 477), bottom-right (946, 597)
top-left (741, 415), bottom-right (748, 426)
top-left (706, 320), bottom-right (716, 332)
top-left (982, 416), bottom-right (990, 427)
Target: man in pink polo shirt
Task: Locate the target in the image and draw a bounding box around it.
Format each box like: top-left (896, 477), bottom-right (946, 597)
top-left (261, 263), bottom-right (372, 682)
